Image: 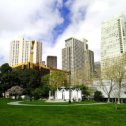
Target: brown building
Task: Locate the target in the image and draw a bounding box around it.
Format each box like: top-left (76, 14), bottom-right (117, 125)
top-left (47, 56), bottom-right (57, 68)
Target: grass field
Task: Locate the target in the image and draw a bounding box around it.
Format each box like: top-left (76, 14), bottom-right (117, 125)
top-left (0, 98), bottom-right (126, 126)
top-left (21, 99), bottom-right (97, 105)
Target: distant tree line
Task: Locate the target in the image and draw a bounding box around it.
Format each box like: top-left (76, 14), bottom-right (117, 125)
top-left (0, 63), bottom-right (69, 100)
top-left (0, 63), bottom-right (99, 101)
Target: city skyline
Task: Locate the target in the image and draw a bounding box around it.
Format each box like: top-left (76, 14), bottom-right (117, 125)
top-left (0, 0), bottom-right (126, 68)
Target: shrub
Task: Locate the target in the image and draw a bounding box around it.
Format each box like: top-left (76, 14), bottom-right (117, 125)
top-left (94, 91), bottom-right (104, 102)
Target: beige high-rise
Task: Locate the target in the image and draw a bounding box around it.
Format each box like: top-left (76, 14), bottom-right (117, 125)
top-left (62, 37), bottom-right (94, 85)
top-left (9, 38), bottom-right (42, 66)
top-left (101, 15), bottom-right (126, 69)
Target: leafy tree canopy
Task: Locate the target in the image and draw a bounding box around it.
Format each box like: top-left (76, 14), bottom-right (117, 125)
top-left (0, 63), bottom-right (12, 74)
top-left (94, 90), bottom-right (104, 102)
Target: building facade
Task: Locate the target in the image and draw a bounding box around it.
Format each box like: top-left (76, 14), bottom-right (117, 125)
top-left (94, 61), bottom-right (101, 78)
top-left (52, 88), bottom-right (82, 102)
top-left (62, 37), bottom-right (94, 85)
top-left (47, 56), bottom-right (57, 68)
top-left (84, 49), bottom-right (94, 81)
top-left (9, 38), bottom-right (42, 66)
top-left (101, 15), bottom-right (126, 69)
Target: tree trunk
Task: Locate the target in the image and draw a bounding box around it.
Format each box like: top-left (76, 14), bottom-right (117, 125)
top-left (14, 95), bottom-right (16, 100)
top-left (117, 97), bottom-right (120, 104)
top-left (107, 93), bottom-right (110, 103)
top-left (117, 82), bottom-right (121, 104)
top-left (3, 90), bottom-right (5, 98)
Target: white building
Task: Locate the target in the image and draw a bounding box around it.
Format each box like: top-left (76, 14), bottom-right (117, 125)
top-left (9, 38), bottom-right (42, 66)
top-left (62, 37), bottom-right (94, 85)
top-left (101, 15), bottom-right (126, 69)
top-left (49, 87), bottom-right (82, 102)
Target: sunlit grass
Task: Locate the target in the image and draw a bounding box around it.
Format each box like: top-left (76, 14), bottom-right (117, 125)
top-left (21, 99), bottom-right (97, 105)
top-left (0, 98), bottom-right (126, 126)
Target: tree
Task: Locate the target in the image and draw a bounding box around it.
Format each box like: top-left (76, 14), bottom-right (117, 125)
top-left (42, 71), bottom-right (67, 95)
top-left (41, 74), bottom-right (52, 98)
top-left (0, 63), bottom-right (12, 73)
top-left (112, 64), bottom-right (126, 104)
top-left (99, 66), bottom-right (116, 103)
top-left (0, 72), bottom-right (3, 97)
top-left (32, 88), bottom-right (43, 100)
top-left (41, 74), bottom-right (50, 86)
top-left (99, 65), bottom-right (126, 104)
top-left (73, 84), bottom-right (90, 99)
top-left (0, 63), bottom-right (12, 97)
top-left (10, 70), bottom-right (22, 86)
top-left (100, 53), bottom-right (126, 104)
top-left (50, 71), bottom-right (67, 88)
top-left (7, 85), bottom-right (24, 99)
top-left (94, 91), bottom-right (104, 102)
top-left (41, 84), bottom-right (50, 98)
top-left (0, 84), bottom-right (3, 97)
top-left (20, 69), bottom-right (41, 99)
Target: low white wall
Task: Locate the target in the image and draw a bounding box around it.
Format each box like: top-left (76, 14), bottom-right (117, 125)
top-left (54, 88), bottom-right (82, 101)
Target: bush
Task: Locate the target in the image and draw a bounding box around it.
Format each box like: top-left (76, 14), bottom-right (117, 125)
top-left (94, 91), bottom-right (104, 102)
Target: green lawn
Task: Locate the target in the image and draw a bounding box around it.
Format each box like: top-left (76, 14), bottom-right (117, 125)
top-left (0, 98), bottom-right (126, 126)
top-left (21, 99), bottom-right (97, 105)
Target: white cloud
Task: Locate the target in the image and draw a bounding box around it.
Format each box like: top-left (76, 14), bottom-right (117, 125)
top-left (0, 0), bottom-right (63, 65)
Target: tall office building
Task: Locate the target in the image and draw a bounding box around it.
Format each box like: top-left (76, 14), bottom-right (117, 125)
top-left (9, 38), bottom-right (42, 66)
top-left (62, 37), bottom-right (94, 85)
top-left (84, 50), bottom-right (94, 80)
top-left (47, 56), bottom-right (57, 68)
top-left (101, 15), bottom-right (126, 69)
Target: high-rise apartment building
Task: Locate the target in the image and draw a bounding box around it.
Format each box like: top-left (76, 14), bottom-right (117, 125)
top-left (101, 15), bottom-right (126, 69)
top-left (9, 38), bottom-right (42, 66)
top-left (84, 50), bottom-right (94, 80)
top-left (62, 37), bottom-right (94, 85)
top-left (47, 56), bottom-right (57, 68)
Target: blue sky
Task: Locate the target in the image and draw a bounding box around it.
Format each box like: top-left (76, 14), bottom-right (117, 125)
top-left (52, 0), bottom-right (71, 43)
top-left (34, 0), bottom-right (72, 45)
top-left (0, 0), bottom-right (126, 68)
